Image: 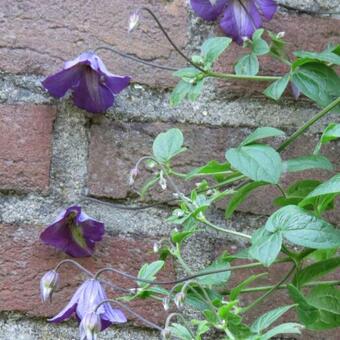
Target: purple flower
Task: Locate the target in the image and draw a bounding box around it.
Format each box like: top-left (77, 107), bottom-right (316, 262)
top-left (42, 52), bottom-right (131, 113)
top-left (49, 279), bottom-right (127, 331)
top-left (190, 0), bottom-right (277, 44)
top-left (40, 270), bottom-right (60, 302)
top-left (40, 206), bottom-right (105, 258)
top-left (79, 312), bottom-right (101, 340)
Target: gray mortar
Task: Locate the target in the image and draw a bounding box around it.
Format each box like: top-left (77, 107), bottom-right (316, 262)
top-left (0, 313), bottom-right (159, 340)
top-left (1, 74), bottom-right (337, 134)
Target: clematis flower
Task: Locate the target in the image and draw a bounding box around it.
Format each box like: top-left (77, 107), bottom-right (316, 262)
top-left (79, 312), bottom-right (102, 340)
top-left (40, 206), bottom-right (105, 258)
top-left (42, 52), bottom-right (131, 113)
top-left (190, 0), bottom-right (277, 44)
top-left (50, 279), bottom-right (127, 331)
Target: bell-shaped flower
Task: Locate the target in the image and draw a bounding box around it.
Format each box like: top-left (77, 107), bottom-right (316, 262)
top-left (40, 206), bottom-right (105, 257)
top-left (190, 0), bottom-right (277, 44)
top-left (42, 51), bottom-right (131, 113)
top-left (49, 279), bottom-right (127, 331)
top-left (40, 270), bottom-right (60, 302)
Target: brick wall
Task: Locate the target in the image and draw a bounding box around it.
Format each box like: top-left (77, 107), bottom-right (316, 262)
top-left (0, 1), bottom-right (339, 339)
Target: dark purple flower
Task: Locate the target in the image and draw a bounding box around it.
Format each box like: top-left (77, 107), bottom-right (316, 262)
top-left (40, 206), bottom-right (104, 258)
top-left (49, 279), bottom-right (127, 331)
top-left (42, 52), bottom-right (131, 113)
top-left (190, 0), bottom-right (277, 44)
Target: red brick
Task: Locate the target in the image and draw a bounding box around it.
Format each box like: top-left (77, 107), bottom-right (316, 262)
top-left (0, 104), bottom-right (56, 193)
top-left (0, 0), bottom-right (187, 88)
top-left (88, 120), bottom-right (339, 221)
top-left (0, 224), bottom-right (175, 326)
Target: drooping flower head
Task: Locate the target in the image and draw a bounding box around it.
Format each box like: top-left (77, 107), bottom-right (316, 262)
top-left (190, 0), bottom-right (277, 44)
top-left (50, 279), bottom-right (127, 331)
top-left (42, 52), bottom-right (131, 113)
top-left (40, 206), bottom-right (105, 257)
top-left (40, 270), bottom-right (60, 302)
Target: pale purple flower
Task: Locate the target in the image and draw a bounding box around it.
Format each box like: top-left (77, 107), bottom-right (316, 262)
top-left (80, 312), bottom-right (101, 340)
top-left (49, 279), bottom-right (127, 331)
top-left (190, 0), bottom-right (277, 44)
top-left (42, 52), bottom-right (131, 113)
top-left (40, 270), bottom-right (60, 302)
top-left (40, 206), bottom-right (104, 258)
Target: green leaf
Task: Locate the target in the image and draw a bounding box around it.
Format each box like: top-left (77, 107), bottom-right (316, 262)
top-left (249, 228), bottom-right (282, 266)
top-left (251, 305), bottom-right (295, 333)
top-left (265, 205), bottom-right (340, 249)
top-left (291, 62), bottom-right (340, 107)
top-left (173, 67), bottom-right (201, 81)
top-left (169, 323), bottom-right (193, 340)
top-left (152, 128), bottom-right (184, 163)
top-left (197, 252), bottom-right (231, 286)
top-left (315, 123), bottom-right (340, 153)
top-left (294, 48), bottom-right (340, 65)
top-left (263, 74), bottom-right (290, 100)
top-left (138, 260), bottom-right (164, 288)
top-left (300, 174), bottom-right (340, 206)
top-left (225, 181), bottom-right (267, 218)
top-left (294, 257), bottom-right (340, 288)
top-left (283, 155), bottom-right (333, 173)
top-left (235, 53), bottom-right (259, 76)
top-left (186, 160), bottom-right (231, 179)
top-left (262, 323), bottom-right (303, 339)
top-left (171, 229), bottom-right (196, 244)
top-left (241, 127), bottom-right (285, 146)
top-left (251, 29), bottom-right (270, 56)
top-left (201, 37), bottom-right (232, 65)
top-left (170, 80), bottom-right (193, 106)
top-left (307, 285), bottom-right (340, 315)
top-left (187, 79), bottom-right (205, 101)
top-left (226, 145), bottom-right (283, 184)
top-left (230, 273), bottom-right (267, 300)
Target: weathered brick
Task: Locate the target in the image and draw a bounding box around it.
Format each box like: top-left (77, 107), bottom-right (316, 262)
top-left (0, 0), bottom-right (187, 88)
top-left (0, 224), bottom-right (175, 326)
top-left (88, 120), bottom-right (339, 221)
top-left (0, 104), bottom-right (56, 193)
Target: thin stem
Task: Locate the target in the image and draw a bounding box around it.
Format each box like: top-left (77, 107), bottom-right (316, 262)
top-left (199, 217), bottom-right (251, 239)
top-left (95, 261), bottom-right (277, 285)
top-left (223, 280), bottom-right (340, 294)
top-left (241, 265), bottom-right (296, 313)
top-left (54, 259), bottom-right (94, 277)
top-left (95, 299), bottom-right (163, 331)
top-left (93, 46), bottom-right (178, 71)
top-left (174, 243), bottom-right (193, 275)
top-left (138, 7), bottom-right (205, 72)
top-left (276, 184), bottom-right (287, 198)
top-left (205, 70), bottom-right (281, 82)
top-left (277, 97), bottom-right (340, 152)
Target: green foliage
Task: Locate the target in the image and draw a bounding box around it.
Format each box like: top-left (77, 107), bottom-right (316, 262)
top-left (235, 53), bottom-right (259, 75)
top-left (263, 74), bottom-right (290, 100)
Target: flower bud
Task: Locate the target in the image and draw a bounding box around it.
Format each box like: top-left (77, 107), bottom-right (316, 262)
top-left (128, 12), bottom-right (140, 33)
top-left (128, 167), bottom-right (139, 186)
top-left (277, 31), bottom-right (285, 38)
top-left (162, 296), bottom-right (170, 311)
top-left (174, 292), bottom-right (186, 310)
top-left (40, 270), bottom-right (60, 303)
top-left (153, 242), bottom-right (160, 253)
top-left (79, 312), bottom-right (101, 340)
top-left (161, 328), bottom-right (172, 340)
top-left (159, 170), bottom-right (167, 190)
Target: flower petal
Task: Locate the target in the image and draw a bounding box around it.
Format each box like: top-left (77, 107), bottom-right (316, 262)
top-left (42, 65), bottom-right (82, 98)
top-left (49, 284), bottom-right (82, 323)
top-left (190, 0), bottom-right (227, 21)
top-left (73, 69), bottom-right (114, 113)
top-left (104, 75), bottom-right (131, 95)
top-left (40, 220), bottom-right (72, 251)
top-left (78, 212), bottom-right (105, 242)
top-left (255, 0), bottom-right (277, 20)
top-left (220, 0), bottom-right (261, 44)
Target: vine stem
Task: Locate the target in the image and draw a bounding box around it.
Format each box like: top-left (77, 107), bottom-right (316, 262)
top-left (241, 265), bottom-right (296, 313)
top-left (199, 217), bottom-right (251, 239)
top-left (223, 279), bottom-right (340, 294)
top-left (277, 96), bottom-right (340, 152)
top-left (205, 70), bottom-right (281, 82)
